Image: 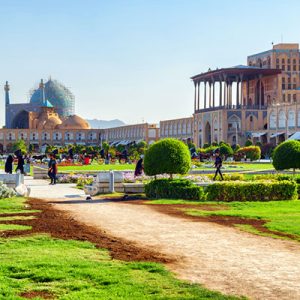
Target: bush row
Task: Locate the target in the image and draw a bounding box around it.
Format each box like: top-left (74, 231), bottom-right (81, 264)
top-left (205, 180), bottom-right (298, 202)
top-left (145, 179), bottom-right (299, 202)
top-left (145, 179), bottom-right (205, 200)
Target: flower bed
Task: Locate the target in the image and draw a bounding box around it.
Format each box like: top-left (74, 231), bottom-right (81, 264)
top-left (57, 162), bottom-right (83, 167)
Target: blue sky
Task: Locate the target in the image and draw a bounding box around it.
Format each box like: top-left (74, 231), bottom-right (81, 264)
top-left (1, 0), bottom-right (300, 126)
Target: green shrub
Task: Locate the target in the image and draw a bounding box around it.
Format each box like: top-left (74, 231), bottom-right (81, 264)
top-left (206, 180), bottom-right (298, 202)
top-left (272, 140), bottom-right (300, 171)
top-left (237, 146), bottom-right (261, 161)
top-left (203, 143), bottom-right (210, 149)
top-left (144, 138), bottom-right (191, 177)
top-left (207, 173), bottom-right (245, 181)
top-left (245, 139), bottom-right (253, 146)
top-left (145, 179), bottom-right (205, 200)
top-left (220, 144), bottom-right (233, 157)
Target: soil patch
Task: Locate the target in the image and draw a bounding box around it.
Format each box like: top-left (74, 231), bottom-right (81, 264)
top-left (20, 291), bottom-right (54, 299)
top-left (0, 198), bottom-right (173, 264)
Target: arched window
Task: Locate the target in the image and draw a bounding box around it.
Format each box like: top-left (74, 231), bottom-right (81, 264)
top-left (288, 110), bottom-right (295, 128)
top-left (227, 115), bottom-right (241, 131)
top-left (278, 110), bottom-right (286, 128)
top-left (269, 111), bottom-right (276, 129)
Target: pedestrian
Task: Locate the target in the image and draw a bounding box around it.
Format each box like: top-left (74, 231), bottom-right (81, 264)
top-left (15, 152), bottom-right (24, 174)
top-left (213, 150), bottom-right (224, 181)
top-left (48, 153), bottom-right (58, 185)
top-left (4, 154), bottom-right (13, 174)
top-left (134, 155), bottom-right (144, 177)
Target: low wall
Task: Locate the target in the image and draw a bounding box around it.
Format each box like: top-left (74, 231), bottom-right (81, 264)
top-left (0, 173), bottom-right (24, 188)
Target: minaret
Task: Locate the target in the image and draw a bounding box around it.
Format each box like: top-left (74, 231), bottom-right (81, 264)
top-left (4, 81), bottom-right (10, 128)
top-left (4, 81), bottom-right (9, 105)
top-left (39, 79), bottom-right (46, 106)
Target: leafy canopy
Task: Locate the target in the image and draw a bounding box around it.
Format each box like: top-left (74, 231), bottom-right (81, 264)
top-left (272, 140), bottom-right (300, 170)
top-left (144, 138), bottom-right (191, 176)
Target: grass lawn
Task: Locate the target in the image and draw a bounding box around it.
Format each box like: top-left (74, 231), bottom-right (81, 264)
top-left (194, 162), bottom-right (275, 172)
top-left (146, 199), bottom-right (300, 240)
top-left (0, 197), bottom-right (241, 299)
top-left (57, 163), bottom-right (136, 172)
top-left (185, 200), bottom-right (300, 240)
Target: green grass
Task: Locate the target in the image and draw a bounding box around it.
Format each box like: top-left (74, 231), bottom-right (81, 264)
top-left (58, 164), bottom-right (136, 172)
top-left (0, 197), bottom-right (241, 299)
top-left (194, 162), bottom-right (275, 172)
top-left (147, 199), bottom-right (203, 205)
top-left (0, 224), bottom-right (31, 231)
top-left (0, 216), bottom-right (36, 221)
top-left (0, 197), bottom-right (38, 215)
top-left (186, 200), bottom-right (300, 239)
top-left (0, 235), bottom-right (242, 299)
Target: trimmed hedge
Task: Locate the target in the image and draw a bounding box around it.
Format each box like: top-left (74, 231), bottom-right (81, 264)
top-left (206, 180), bottom-right (298, 202)
top-left (145, 179), bottom-right (205, 200)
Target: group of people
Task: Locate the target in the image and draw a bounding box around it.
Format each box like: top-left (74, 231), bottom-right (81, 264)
top-left (4, 151), bottom-right (27, 174)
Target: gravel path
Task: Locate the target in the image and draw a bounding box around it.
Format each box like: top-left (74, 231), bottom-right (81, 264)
top-left (45, 199), bottom-right (300, 300)
top-left (25, 178), bottom-right (300, 299)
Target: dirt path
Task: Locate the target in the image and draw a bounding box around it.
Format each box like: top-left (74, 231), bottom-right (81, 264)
top-left (36, 197), bottom-right (300, 300)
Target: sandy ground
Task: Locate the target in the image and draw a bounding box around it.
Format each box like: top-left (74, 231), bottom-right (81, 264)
top-left (26, 178), bottom-right (300, 300)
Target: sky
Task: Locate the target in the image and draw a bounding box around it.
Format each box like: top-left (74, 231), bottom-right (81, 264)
top-left (1, 0), bottom-right (300, 126)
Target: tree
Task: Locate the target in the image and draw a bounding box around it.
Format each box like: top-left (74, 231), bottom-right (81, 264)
top-left (220, 144), bottom-right (233, 158)
top-left (12, 139), bottom-right (27, 154)
top-left (144, 138), bottom-right (191, 178)
top-left (272, 140), bottom-right (300, 174)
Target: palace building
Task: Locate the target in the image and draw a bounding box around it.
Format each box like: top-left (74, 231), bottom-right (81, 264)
top-left (192, 43), bottom-right (300, 147)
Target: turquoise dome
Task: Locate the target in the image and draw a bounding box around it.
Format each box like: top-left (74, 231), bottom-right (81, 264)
top-left (30, 79), bottom-right (75, 116)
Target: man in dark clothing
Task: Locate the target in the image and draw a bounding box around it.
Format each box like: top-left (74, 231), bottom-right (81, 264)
top-left (48, 154), bottom-right (57, 185)
top-left (213, 151), bottom-right (224, 181)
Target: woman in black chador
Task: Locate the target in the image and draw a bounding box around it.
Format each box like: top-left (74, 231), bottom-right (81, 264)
top-left (4, 155), bottom-right (13, 174)
top-left (134, 155), bottom-right (144, 177)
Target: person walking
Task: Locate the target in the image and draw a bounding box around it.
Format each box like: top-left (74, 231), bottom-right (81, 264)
top-left (213, 150), bottom-right (224, 181)
top-left (134, 155), bottom-right (144, 177)
top-left (48, 153), bottom-right (58, 185)
top-left (15, 152), bottom-right (24, 174)
top-left (4, 154), bottom-right (13, 174)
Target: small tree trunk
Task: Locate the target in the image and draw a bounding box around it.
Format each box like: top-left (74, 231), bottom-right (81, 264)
top-left (170, 174), bottom-right (173, 180)
top-left (293, 168), bottom-right (296, 176)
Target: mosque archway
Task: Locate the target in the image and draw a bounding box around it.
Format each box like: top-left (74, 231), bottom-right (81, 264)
top-left (12, 110), bottom-right (29, 129)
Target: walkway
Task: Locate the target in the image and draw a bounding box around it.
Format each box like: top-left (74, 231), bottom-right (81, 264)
top-left (25, 177), bottom-right (300, 300)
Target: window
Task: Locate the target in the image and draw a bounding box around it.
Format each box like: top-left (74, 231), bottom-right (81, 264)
top-left (287, 65), bottom-right (291, 71)
top-left (283, 94), bottom-right (286, 102)
top-left (32, 133), bottom-right (36, 141)
top-left (288, 59), bottom-right (291, 64)
top-left (282, 58), bottom-right (285, 64)
top-left (288, 94), bottom-right (291, 102)
top-left (282, 65), bottom-right (285, 71)
top-left (250, 116), bottom-right (253, 122)
top-left (282, 77), bottom-right (285, 90)
top-left (293, 94), bottom-right (297, 102)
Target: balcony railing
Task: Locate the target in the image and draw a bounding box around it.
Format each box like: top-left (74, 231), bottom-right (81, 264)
top-left (195, 104), bottom-right (268, 113)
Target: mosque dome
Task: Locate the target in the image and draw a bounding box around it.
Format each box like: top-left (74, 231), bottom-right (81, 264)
top-left (30, 79), bottom-right (75, 116)
top-left (57, 115), bottom-right (90, 130)
top-left (36, 115), bottom-right (62, 130)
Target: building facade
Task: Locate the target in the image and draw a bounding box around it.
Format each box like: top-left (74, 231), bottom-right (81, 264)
top-left (159, 117), bottom-right (193, 140)
top-left (192, 43), bottom-right (300, 147)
